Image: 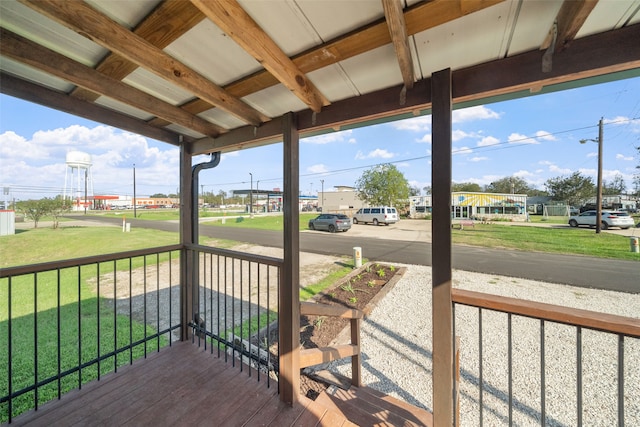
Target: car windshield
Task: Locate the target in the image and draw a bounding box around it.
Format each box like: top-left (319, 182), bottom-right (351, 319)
top-left (336, 215), bottom-right (349, 219)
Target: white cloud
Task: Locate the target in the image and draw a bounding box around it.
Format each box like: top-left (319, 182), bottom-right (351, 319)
top-left (477, 136), bottom-right (500, 147)
top-left (452, 130), bottom-right (479, 141)
top-left (507, 132), bottom-right (539, 145)
top-left (587, 152), bottom-right (598, 158)
top-left (535, 130), bottom-right (556, 141)
top-left (513, 170), bottom-right (534, 178)
top-left (469, 156), bottom-right (488, 162)
top-left (355, 149), bottom-right (395, 160)
top-left (416, 133), bottom-right (432, 144)
top-left (616, 154), bottom-right (633, 161)
top-left (539, 160), bottom-right (573, 175)
top-left (452, 106), bottom-right (500, 123)
top-left (307, 164), bottom-right (329, 174)
top-left (453, 146), bottom-right (473, 155)
top-left (0, 125), bottom-right (179, 197)
top-left (302, 129), bottom-right (354, 144)
top-left (392, 116), bottom-right (430, 132)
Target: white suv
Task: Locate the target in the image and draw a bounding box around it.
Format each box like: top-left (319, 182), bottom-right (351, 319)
top-left (352, 206), bottom-right (398, 226)
top-left (568, 210), bottom-right (634, 230)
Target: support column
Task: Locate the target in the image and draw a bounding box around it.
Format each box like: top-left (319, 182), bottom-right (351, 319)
top-left (179, 143), bottom-right (194, 341)
top-left (432, 68), bottom-right (454, 426)
top-left (280, 112), bottom-right (300, 405)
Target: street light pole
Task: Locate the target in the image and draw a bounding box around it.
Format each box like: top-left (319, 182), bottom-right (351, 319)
top-left (249, 172), bottom-right (253, 218)
top-left (133, 164), bottom-right (137, 218)
top-left (580, 118), bottom-right (604, 234)
top-left (320, 179), bottom-right (324, 211)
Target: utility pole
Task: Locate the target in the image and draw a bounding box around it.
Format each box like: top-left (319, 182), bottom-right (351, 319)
top-left (580, 118), bottom-right (603, 233)
top-left (133, 164), bottom-right (137, 218)
top-left (249, 172), bottom-right (253, 218)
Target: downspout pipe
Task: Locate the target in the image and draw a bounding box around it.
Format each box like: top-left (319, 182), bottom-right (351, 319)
top-left (192, 152), bottom-right (221, 243)
top-left (190, 152), bottom-right (221, 334)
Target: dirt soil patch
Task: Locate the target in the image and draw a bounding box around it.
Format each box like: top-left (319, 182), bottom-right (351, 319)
top-left (263, 262), bottom-right (405, 400)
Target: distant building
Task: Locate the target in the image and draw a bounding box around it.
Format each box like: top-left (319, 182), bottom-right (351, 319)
top-left (319, 186), bottom-right (363, 215)
top-left (411, 192), bottom-right (528, 221)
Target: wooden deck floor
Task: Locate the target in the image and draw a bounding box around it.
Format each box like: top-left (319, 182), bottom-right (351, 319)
top-left (9, 341), bottom-right (432, 426)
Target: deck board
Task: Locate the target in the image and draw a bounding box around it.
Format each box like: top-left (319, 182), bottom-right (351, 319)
top-left (9, 341), bottom-right (431, 426)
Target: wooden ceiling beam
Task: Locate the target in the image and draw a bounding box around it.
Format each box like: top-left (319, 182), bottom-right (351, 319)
top-left (150, 0), bottom-right (502, 128)
top-left (541, 0), bottom-right (599, 52)
top-left (194, 23), bottom-right (640, 154)
top-left (20, 0), bottom-right (269, 126)
top-left (1, 28), bottom-right (224, 137)
top-left (0, 73), bottom-right (185, 146)
top-left (191, 0), bottom-right (329, 113)
top-left (382, 0), bottom-right (415, 90)
top-left (71, 1), bottom-right (206, 102)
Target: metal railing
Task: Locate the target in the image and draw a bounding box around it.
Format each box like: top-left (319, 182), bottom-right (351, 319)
top-left (185, 244), bottom-right (282, 387)
top-left (0, 245), bottom-right (182, 423)
top-left (452, 288), bottom-right (640, 427)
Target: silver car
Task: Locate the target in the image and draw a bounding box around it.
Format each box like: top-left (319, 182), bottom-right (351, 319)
top-left (568, 210), bottom-right (634, 230)
top-left (308, 214), bottom-right (351, 232)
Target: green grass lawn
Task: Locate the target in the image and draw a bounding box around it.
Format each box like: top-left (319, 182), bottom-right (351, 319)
top-left (0, 227), bottom-right (180, 422)
top-left (452, 223), bottom-right (639, 261)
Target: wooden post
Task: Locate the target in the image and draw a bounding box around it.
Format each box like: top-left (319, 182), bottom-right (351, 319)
top-left (280, 112), bottom-right (300, 405)
top-left (432, 68), bottom-right (454, 426)
top-left (179, 142), bottom-right (193, 341)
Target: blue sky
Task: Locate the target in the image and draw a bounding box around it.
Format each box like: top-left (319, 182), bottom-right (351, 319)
top-left (1, 76), bottom-right (639, 202)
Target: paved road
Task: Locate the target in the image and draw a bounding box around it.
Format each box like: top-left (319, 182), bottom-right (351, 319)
top-left (66, 215), bottom-right (639, 293)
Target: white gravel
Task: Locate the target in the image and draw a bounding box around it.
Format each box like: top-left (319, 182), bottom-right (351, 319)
top-left (326, 265), bottom-right (640, 426)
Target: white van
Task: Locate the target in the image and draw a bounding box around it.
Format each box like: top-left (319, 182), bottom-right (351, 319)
top-left (352, 206), bottom-right (398, 226)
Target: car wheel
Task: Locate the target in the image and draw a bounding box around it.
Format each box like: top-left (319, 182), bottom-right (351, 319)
top-left (328, 224), bottom-right (336, 233)
top-left (569, 219), bottom-right (578, 227)
top-left (601, 221), bottom-right (609, 230)
top-left (309, 223), bottom-right (315, 230)
top-left (373, 218), bottom-right (379, 226)
top-left (352, 218), bottom-right (358, 224)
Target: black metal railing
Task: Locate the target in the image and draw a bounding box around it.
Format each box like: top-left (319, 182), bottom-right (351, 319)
top-left (185, 244), bottom-right (282, 387)
top-left (452, 289), bottom-right (640, 427)
top-left (0, 245), bottom-right (182, 423)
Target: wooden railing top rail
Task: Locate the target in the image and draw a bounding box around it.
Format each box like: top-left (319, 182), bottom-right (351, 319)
top-left (452, 288), bottom-right (640, 338)
top-left (300, 301), bottom-right (364, 319)
top-left (0, 244), bottom-right (182, 278)
top-left (185, 243), bottom-right (284, 267)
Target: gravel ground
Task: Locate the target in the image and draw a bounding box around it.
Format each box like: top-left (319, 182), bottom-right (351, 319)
top-left (325, 265), bottom-right (640, 426)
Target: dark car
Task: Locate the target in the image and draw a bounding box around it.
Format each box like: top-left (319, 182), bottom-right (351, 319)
top-left (308, 213), bottom-right (351, 232)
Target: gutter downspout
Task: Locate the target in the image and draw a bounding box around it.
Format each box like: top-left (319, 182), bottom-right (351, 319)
top-left (190, 152), bottom-right (221, 335)
top-left (192, 152), bottom-right (221, 243)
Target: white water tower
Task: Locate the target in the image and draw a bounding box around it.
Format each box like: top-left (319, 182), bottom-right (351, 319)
top-left (64, 151), bottom-right (93, 211)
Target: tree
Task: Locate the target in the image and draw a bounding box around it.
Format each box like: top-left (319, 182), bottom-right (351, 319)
top-left (150, 193), bottom-right (168, 198)
top-left (422, 185), bottom-right (431, 195)
top-left (355, 164), bottom-right (410, 207)
top-left (17, 197), bottom-right (69, 228)
top-left (451, 182), bottom-right (482, 192)
top-left (544, 172), bottom-right (594, 207)
top-left (484, 176), bottom-right (533, 194)
top-left (409, 186), bottom-right (421, 197)
top-left (43, 196), bottom-right (71, 229)
top-left (602, 174), bottom-right (626, 195)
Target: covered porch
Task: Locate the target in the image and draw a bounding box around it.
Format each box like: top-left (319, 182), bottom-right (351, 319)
top-left (2, 0), bottom-right (640, 425)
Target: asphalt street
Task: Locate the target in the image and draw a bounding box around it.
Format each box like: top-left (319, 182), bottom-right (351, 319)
top-left (65, 214), bottom-right (639, 293)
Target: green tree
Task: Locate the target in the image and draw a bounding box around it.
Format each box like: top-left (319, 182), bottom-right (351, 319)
top-left (150, 193), bottom-right (168, 198)
top-left (41, 196), bottom-right (71, 229)
top-left (355, 164), bottom-right (409, 207)
top-left (544, 172), bottom-right (594, 207)
top-left (451, 182), bottom-right (482, 192)
top-left (409, 186), bottom-right (421, 197)
top-left (17, 197), bottom-right (69, 228)
top-left (484, 176), bottom-right (533, 194)
top-left (602, 174), bottom-right (626, 195)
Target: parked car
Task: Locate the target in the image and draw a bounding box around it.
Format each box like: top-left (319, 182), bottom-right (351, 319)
top-left (352, 206), bottom-right (399, 226)
top-left (308, 213), bottom-right (351, 232)
top-left (568, 210), bottom-right (634, 230)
